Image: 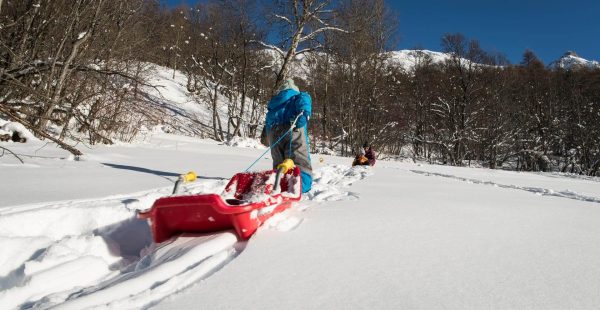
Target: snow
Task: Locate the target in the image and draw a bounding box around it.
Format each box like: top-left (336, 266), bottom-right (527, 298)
top-left (142, 65), bottom-right (215, 137)
top-left (2, 132), bottom-right (600, 309)
top-left (261, 48), bottom-right (479, 79)
top-left (265, 48), bottom-right (600, 78)
top-left (550, 52), bottom-right (600, 70)
top-left (139, 63), bottom-right (256, 139)
top-left (3, 65), bottom-right (600, 309)
top-left (157, 161), bottom-right (600, 310)
top-left (1, 122), bottom-right (39, 142)
top-left (386, 49), bottom-right (454, 72)
top-left (223, 136), bottom-right (266, 149)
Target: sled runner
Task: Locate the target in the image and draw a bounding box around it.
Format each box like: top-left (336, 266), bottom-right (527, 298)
top-left (139, 166), bottom-right (302, 243)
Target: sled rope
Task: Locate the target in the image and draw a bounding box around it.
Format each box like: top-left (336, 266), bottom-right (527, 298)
top-left (244, 112), bottom-right (304, 172)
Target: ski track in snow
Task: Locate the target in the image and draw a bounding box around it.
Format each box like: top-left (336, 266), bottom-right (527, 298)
top-left (410, 170), bottom-right (600, 205)
top-left (0, 178), bottom-right (233, 309)
top-left (0, 163), bottom-right (371, 309)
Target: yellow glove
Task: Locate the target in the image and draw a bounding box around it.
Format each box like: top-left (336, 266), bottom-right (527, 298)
top-left (276, 159), bottom-right (295, 173)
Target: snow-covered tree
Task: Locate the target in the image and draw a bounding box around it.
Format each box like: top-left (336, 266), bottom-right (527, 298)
top-left (260, 0), bottom-right (348, 90)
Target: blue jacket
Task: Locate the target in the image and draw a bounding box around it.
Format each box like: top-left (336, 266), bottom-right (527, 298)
top-left (265, 89), bottom-right (313, 193)
top-left (265, 89), bottom-right (312, 130)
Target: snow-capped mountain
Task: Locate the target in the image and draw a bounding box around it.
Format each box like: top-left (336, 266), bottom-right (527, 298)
top-left (386, 49), bottom-right (453, 71)
top-left (262, 48), bottom-right (456, 77)
top-left (274, 48), bottom-right (600, 75)
top-left (550, 51), bottom-right (600, 70)
top-left (265, 48), bottom-right (490, 77)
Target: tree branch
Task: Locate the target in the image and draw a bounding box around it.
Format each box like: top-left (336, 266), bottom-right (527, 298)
top-left (249, 40), bottom-right (285, 57)
top-left (0, 146), bottom-right (25, 164)
top-left (273, 14), bottom-right (293, 25)
top-left (0, 105), bottom-right (83, 156)
top-left (299, 26), bottom-right (348, 43)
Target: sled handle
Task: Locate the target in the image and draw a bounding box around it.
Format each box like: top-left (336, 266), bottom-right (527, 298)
top-left (273, 167), bottom-right (284, 193)
top-left (276, 159), bottom-right (295, 174)
top-left (181, 171), bottom-right (197, 182)
top-left (172, 171), bottom-right (197, 194)
top-left (273, 159), bottom-right (294, 192)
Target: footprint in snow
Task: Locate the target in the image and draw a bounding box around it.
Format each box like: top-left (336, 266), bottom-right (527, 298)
top-left (305, 164), bottom-right (372, 202)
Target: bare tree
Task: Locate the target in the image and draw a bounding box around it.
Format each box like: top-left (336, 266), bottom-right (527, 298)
top-left (1, 0), bottom-right (165, 154)
top-left (259, 0), bottom-right (347, 90)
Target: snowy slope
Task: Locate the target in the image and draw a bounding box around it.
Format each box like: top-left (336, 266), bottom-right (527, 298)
top-left (2, 133), bottom-right (600, 309)
top-left (259, 49), bottom-right (323, 81)
top-left (141, 64), bottom-right (260, 139)
top-left (271, 48), bottom-right (600, 76)
top-left (143, 65), bottom-right (215, 137)
top-left (550, 51), bottom-right (600, 70)
top-left (265, 48), bottom-right (483, 77)
top-left (386, 49), bottom-right (453, 71)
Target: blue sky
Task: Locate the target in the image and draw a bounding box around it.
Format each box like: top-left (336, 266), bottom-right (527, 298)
top-left (162, 0), bottom-right (599, 64)
top-left (390, 0), bottom-right (599, 64)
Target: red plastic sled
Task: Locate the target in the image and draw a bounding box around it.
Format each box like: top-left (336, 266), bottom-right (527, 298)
top-left (139, 167), bottom-right (302, 242)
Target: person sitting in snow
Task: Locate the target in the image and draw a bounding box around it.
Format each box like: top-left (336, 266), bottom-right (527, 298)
top-left (353, 142), bottom-right (376, 166)
top-left (263, 78), bottom-right (313, 193)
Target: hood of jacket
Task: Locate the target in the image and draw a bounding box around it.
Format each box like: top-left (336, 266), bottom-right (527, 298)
top-left (267, 89), bottom-right (300, 111)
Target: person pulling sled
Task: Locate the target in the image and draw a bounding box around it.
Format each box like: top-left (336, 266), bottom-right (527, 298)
top-left (262, 78), bottom-right (313, 193)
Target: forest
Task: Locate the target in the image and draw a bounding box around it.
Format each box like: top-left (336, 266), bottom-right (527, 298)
top-left (1, 0), bottom-right (599, 175)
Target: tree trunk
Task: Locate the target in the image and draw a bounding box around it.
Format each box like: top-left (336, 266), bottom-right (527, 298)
top-left (232, 42), bottom-right (248, 138)
top-left (211, 85), bottom-right (224, 141)
top-left (274, 26), bottom-right (304, 92)
top-left (14, 0), bottom-right (42, 66)
top-left (38, 0), bottom-right (104, 131)
top-left (0, 105), bottom-right (82, 156)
